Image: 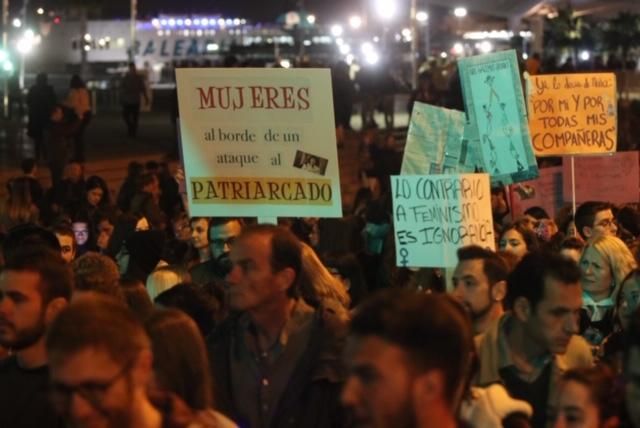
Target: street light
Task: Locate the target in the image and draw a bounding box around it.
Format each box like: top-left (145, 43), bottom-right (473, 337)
top-left (349, 15), bottom-right (362, 29)
top-left (416, 11), bottom-right (428, 23)
top-left (374, 0), bottom-right (396, 19)
top-left (306, 14), bottom-right (316, 25)
top-left (12, 17), bottom-right (20, 27)
top-left (454, 7), bottom-right (467, 18)
top-left (330, 24), bottom-right (343, 37)
top-left (36, 7), bottom-right (44, 15)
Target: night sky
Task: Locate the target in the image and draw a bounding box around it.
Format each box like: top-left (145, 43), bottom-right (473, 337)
top-left (100, 0), bottom-right (362, 22)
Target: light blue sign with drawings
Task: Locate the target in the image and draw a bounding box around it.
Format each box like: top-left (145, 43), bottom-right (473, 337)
top-left (391, 173), bottom-right (495, 268)
top-left (402, 102), bottom-right (481, 175)
top-left (458, 50), bottom-right (539, 186)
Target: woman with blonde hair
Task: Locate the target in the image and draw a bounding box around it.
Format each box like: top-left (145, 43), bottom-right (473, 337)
top-left (146, 265), bottom-right (189, 300)
top-left (579, 234), bottom-right (637, 346)
top-left (298, 242), bottom-right (351, 321)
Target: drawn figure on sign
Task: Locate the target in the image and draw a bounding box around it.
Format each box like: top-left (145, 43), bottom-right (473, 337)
top-left (499, 103), bottom-right (525, 172)
top-left (399, 247), bottom-right (409, 267)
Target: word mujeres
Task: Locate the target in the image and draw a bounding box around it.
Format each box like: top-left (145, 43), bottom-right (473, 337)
top-left (196, 86), bottom-right (310, 111)
top-left (191, 178), bottom-right (332, 204)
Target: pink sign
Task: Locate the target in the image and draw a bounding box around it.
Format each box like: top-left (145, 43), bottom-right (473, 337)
top-left (511, 166), bottom-right (564, 218)
top-left (562, 151), bottom-right (639, 205)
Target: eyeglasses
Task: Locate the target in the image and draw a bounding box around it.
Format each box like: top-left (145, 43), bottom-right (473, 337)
top-left (49, 357), bottom-right (135, 410)
top-left (210, 236), bottom-right (236, 249)
top-left (595, 219), bottom-right (617, 229)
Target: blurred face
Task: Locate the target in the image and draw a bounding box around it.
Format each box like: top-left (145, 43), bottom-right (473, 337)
top-left (190, 218), bottom-right (209, 250)
top-left (172, 219), bottom-right (191, 242)
top-left (56, 233), bottom-right (76, 263)
top-left (625, 347), bottom-right (640, 428)
top-left (586, 210), bottom-right (617, 239)
top-left (499, 229), bottom-right (528, 261)
top-left (451, 259), bottom-right (494, 321)
top-left (135, 217), bottom-right (149, 232)
top-left (66, 163), bottom-right (82, 182)
top-left (49, 348), bottom-right (139, 428)
top-left (553, 380), bottom-right (600, 428)
top-left (72, 222), bottom-right (90, 247)
top-left (526, 278), bottom-right (582, 355)
top-left (0, 270), bottom-right (47, 350)
top-left (341, 335), bottom-right (418, 428)
top-left (87, 187), bottom-right (104, 207)
top-left (226, 234), bottom-right (287, 312)
top-left (96, 220), bottom-right (115, 252)
top-left (579, 247), bottom-right (613, 301)
top-left (618, 276), bottom-right (640, 330)
top-left (209, 220), bottom-right (242, 265)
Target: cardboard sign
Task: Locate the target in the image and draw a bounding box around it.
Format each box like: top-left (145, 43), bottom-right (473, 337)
top-left (175, 68), bottom-right (342, 217)
top-left (391, 174), bottom-right (495, 268)
top-left (528, 73), bottom-right (617, 156)
top-left (402, 102), bottom-right (468, 174)
top-left (458, 50), bottom-right (539, 186)
top-left (511, 166), bottom-right (563, 218)
top-left (562, 151), bottom-right (639, 205)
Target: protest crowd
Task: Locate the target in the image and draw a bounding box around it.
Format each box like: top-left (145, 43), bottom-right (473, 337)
top-left (1, 50), bottom-right (640, 428)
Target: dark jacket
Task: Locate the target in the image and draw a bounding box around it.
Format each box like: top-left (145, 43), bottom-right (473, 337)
top-left (207, 307), bottom-right (348, 428)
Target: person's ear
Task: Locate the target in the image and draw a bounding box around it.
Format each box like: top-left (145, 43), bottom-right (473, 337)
top-left (582, 225), bottom-right (593, 239)
top-left (44, 297), bottom-right (68, 325)
top-left (275, 267), bottom-right (296, 294)
top-left (412, 369), bottom-right (444, 409)
top-left (491, 280), bottom-right (507, 303)
top-left (513, 296), bottom-right (531, 322)
top-left (132, 349), bottom-right (154, 387)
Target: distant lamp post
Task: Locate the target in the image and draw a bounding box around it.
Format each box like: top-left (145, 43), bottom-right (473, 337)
top-left (349, 15), bottom-right (362, 29)
top-left (454, 7), bottom-right (468, 18)
top-left (374, 0), bottom-right (396, 19)
top-left (306, 14), bottom-right (316, 25)
top-left (330, 24), bottom-right (343, 37)
top-left (416, 11), bottom-right (428, 23)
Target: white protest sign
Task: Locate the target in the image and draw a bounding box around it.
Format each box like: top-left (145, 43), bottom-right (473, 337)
top-left (391, 174), bottom-right (495, 268)
top-left (176, 68), bottom-right (342, 218)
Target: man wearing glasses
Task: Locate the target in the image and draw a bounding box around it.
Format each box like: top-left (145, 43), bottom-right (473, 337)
top-left (574, 201), bottom-right (618, 241)
top-left (46, 295), bottom-right (202, 428)
top-left (0, 246), bottom-right (72, 427)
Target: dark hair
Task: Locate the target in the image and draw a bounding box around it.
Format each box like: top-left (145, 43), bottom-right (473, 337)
top-left (500, 222), bottom-right (540, 252)
top-left (2, 224), bottom-right (60, 258)
top-left (207, 217), bottom-right (244, 236)
top-left (72, 252), bottom-right (124, 301)
top-left (560, 237), bottom-right (585, 252)
top-left (70, 74), bottom-right (85, 89)
top-left (561, 365), bottom-right (622, 423)
top-left (323, 252), bottom-right (368, 307)
top-left (524, 206), bottom-right (550, 220)
top-left (616, 205), bottom-right (640, 237)
top-left (154, 283), bottom-right (219, 336)
top-left (20, 158), bottom-right (36, 174)
top-left (240, 225), bottom-right (303, 298)
top-left (145, 160), bottom-right (160, 172)
top-left (135, 172), bottom-right (157, 192)
top-left (85, 175), bottom-right (111, 206)
top-left (457, 245), bottom-right (509, 286)
top-left (127, 161), bottom-right (144, 179)
top-left (505, 251), bottom-right (581, 310)
top-left (46, 294), bottom-right (149, 366)
top-left (189, 217), bottom-right (210, 228)
top-left (575, 201), bottom-right (611, 240)
top-left (4, 246), bottom-right (73, 303)
top-left (350, 289), bottom-right (473, 405)
top-left (120, 278), bottom-right (154, 321)
top-left (145, 308), bottom-right (214, 410)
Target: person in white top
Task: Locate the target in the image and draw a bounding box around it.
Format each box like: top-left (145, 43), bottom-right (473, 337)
top-left (65, 75), bottom-right (92, 162)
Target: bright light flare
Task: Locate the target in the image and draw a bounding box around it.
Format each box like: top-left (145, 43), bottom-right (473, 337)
top-left (454, 7), bottom-right (468, 18)
top-left (374, 0), bottom-right (397, 19)
top-left (416, 11), bottom-right (428, 22)
top-left (330, 24), bottom-right (343, 37)
top-left (349, 15), bottom-right (362, 29)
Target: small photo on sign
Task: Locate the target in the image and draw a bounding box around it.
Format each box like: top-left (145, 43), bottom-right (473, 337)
top-left (293, 150), bottom-right (328, 176)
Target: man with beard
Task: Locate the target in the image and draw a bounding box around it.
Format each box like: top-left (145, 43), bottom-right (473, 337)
top-left (341, 289), bottom-right (474, 428)
top-left (190, 217), bottom-right (243, 287)
top-left (0, 246), bottom-right (73, 428)
top-left (475, 251), bottom-right (593, 427)
top-left (46, 294), bottom-right (204, 428)
top-left (451, 245), bottom-right (508, 336)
